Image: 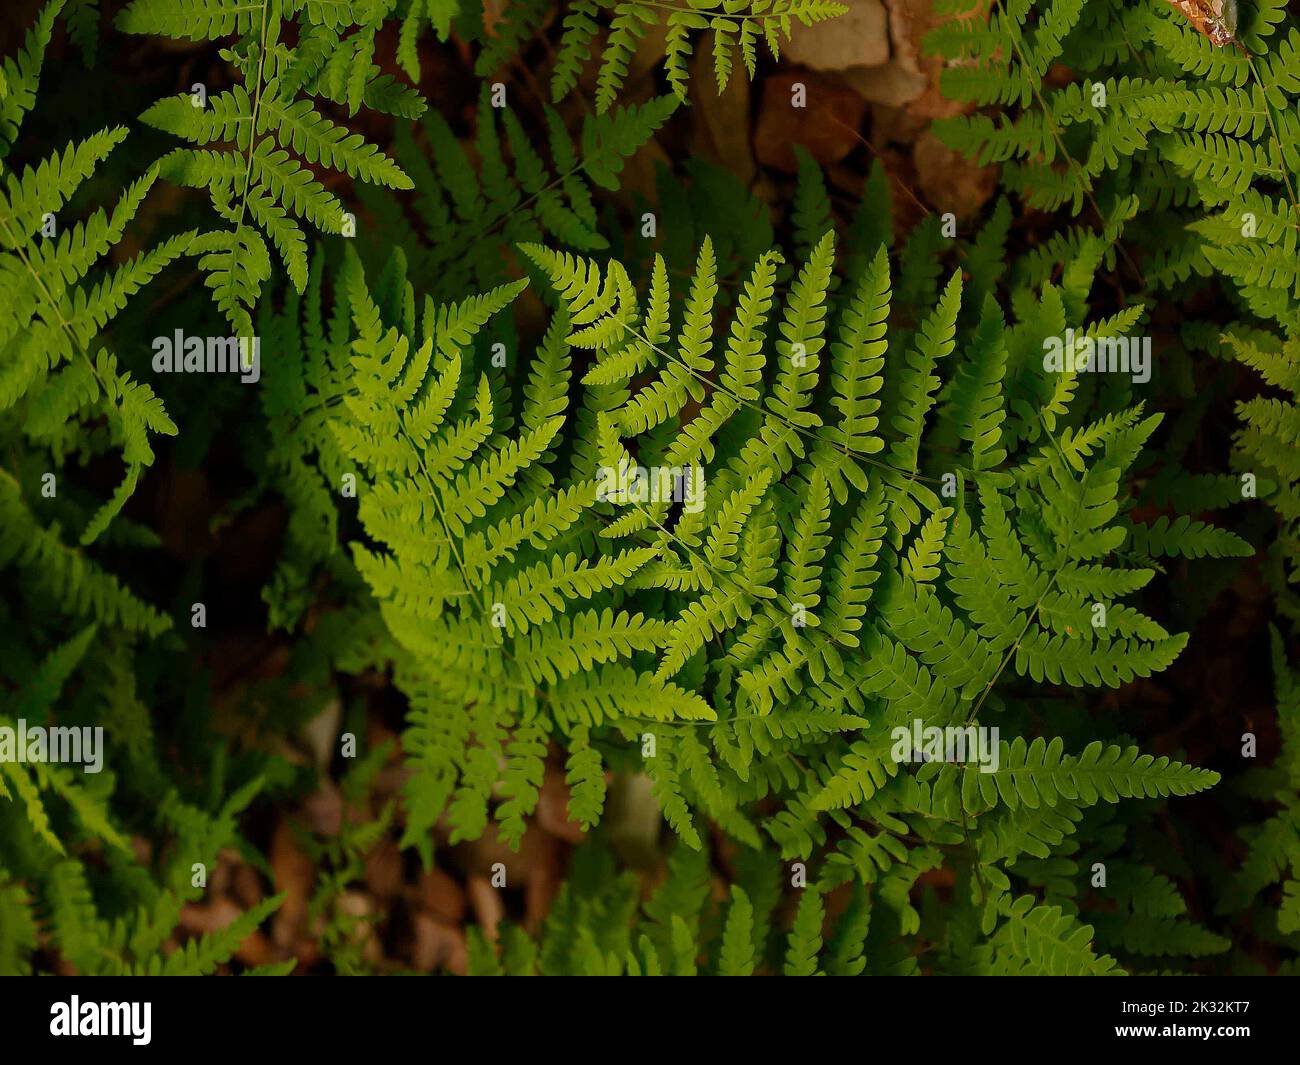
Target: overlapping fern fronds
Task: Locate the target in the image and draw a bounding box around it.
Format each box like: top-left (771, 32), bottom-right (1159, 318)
top-left (927, 0), bottom-right (1300, 322)
top-left (460, 837), bottom-right (1187, 975)
top-left (926, 0), bottom-right (1300, 617)
top-left (1216, 631), bottom-right (1300, 961)
top-left (117, 0), bottom-right (422, 336)
top-left (2, 0), bottom-right (1282, 979)
top-left (1229, 332), bottom-right (1300, 619)
top-left (0, 0), bottom-right (291, 978)
top-left (471, 0), bottom-right (849, 113)
top-left (356, 88), bottom-right (677, 301)
top-left (281, 191), bottom-right (1235, 971)
top-left (0, 0), bottom-right (186, 566)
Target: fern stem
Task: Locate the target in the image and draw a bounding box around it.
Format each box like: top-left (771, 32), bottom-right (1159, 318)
top-left (610, 313), bottom-right (957, 489)
top-left (230, 1), bottom-right (274, 249)
top-left (960, 412), bottom-right (1078, 727)
top-left (1241, 47), bottom-right (1300, 219)
top-left (993, 0), bottom-right (1144, 290)
top-left (0, 213), bottom-right (109, 407)
top-left (596, 0), bottom-right (828, 20)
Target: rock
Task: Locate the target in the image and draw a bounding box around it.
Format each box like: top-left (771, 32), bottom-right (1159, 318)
top-left (754, 71), bottom-right (868, 172)
top-left (899, 0), bottom-right (989, 119)
top-left (690, 34), bottom-right (756, 187)
top-left (784, 0), bottom-right (890, 70)
top-left (884, 0), bottom-right (925, 70)
top-left (536, 763), bottom-right (588, 844)
top-left (912, 129), bottom-right (998, 220)
top-left (842, 63), bottom-right (928, 108)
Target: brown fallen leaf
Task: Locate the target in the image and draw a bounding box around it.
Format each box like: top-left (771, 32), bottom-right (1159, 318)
top-left (452, 821), bottom-right (559, 883)
top-left (270, 821), bottom-right (315, 948)
top-left (412, 914), bottom-right (468, 974)
top-left (231, 862), bottom-right (264, 911)
top-left (235, 929), bottom-right (275, 968)
top-left (1163, 0), bottom-right (1237, 47)
top-left (523, 842), bottom-right (562, 934)
top-left (159, 466), bottom-right (213, 561)
top-left (364, 837), bottom-right (404, 901)
top-left (466, 876), bottom-right (505, 942)
top-left (205, 852), bottom-right (233, 897)
top-left (412, 866), bottom-right (467, 925)
top-left (300, 781), bottom-right (343, 837)
top-left (179, 896), bottom-right (242, 937)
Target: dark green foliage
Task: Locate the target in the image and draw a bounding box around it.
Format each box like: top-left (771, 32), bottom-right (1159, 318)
top-left (0, 0), bottom-right (1292, 978)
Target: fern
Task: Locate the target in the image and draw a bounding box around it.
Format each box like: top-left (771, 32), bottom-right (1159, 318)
top-left (0, 2), bottom-right (184, 645)
top-left (357, 90), bottom-right (677, 301)
top-left (255, 191), bottom-right (1227, 968)
top-left (2, 0), bottom-right (1288, 981)
top-left (1218, 630), bottom-right (1300, 953)
top-left (1228, 332), bottom-right (1300, 618)
top-left (463, 841), bottom-right (871, 976)
top-left (551, 0), bottom-right (851, 112)
top-left (118, 0), bottom-right (420, 335)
